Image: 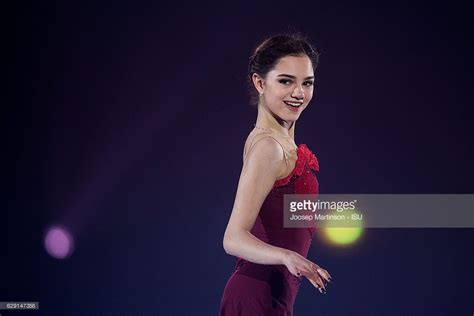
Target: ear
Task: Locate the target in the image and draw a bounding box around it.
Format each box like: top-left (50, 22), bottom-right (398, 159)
top-left (251, 73), bottom-right (265, 95)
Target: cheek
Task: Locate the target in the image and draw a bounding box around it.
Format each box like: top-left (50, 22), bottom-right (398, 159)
top-left (269, 83), bottom-right (289, 97)
top-left (276, 90), bottom-right (291, 103)
top-left (266, 91), bottom-right (286, 106)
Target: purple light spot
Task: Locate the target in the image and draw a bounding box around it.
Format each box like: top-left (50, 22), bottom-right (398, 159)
top-left (44, 225), bottom-right (74, 259)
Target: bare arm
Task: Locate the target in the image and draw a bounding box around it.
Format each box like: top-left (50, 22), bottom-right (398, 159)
top-left (222, 137), bottom-right (289, 265)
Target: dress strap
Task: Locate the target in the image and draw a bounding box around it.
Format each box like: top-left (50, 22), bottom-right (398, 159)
top-left (243, 131), bottom-right (298, 180)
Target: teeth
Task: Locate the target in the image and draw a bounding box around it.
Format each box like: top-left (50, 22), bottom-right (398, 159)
top-left (284, 101), bottom-right (302, 107)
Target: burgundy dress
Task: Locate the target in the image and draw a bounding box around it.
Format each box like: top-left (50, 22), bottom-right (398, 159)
top-left (219, 144), bottom-right (320, 316)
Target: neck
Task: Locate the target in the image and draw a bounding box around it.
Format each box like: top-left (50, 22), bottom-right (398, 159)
top-left (255, 103), bottom-right (295, 139)
top-left (272, 112), bottom-right (293, 132)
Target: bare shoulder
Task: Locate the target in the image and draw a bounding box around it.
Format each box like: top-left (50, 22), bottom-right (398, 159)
top-left (247, 136), bottom-right (284, 162)
top-left (245, 129), bottom-right (284, 160)
top-left (243, 135), bottom-right (286, 181)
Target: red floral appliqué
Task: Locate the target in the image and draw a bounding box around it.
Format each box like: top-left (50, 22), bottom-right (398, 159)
top-left (274, 144), bottom-right (319, 187)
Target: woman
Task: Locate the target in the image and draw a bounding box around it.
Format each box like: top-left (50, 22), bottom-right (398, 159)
top-left (219, 33), bottom-right (332, 315)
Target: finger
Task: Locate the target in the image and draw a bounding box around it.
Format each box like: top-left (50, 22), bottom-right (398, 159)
top-left (308, 264), bottom-right (322, 279)
top-left (306, 275), bottom-right (325, 294)
top-left (317, 268), bottom-right (331, 283)
top-left (315, 265), bottom-right (332, 282)
top-left (315, 271), bottom-right (326, 292)
top-left (324, 268), bottom-right (333, 280)
top-left (327, 271), bottom-right (333, 281)
top-left (307, 268), bottom-right (326, 293)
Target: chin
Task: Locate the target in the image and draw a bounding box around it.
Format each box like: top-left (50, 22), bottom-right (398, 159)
top-left (280, 112), bottom-right (301, 123)
top-left (285, 109), bottom-right (304, 120)
top-left (269, 104), bottom-right (304, 122)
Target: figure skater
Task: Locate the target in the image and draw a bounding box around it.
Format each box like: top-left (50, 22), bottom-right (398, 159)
top-left (219, 33), bottom-right (332, 315)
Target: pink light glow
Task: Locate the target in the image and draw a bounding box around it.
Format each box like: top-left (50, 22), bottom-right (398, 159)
top-left (44, 225), bottom-right (75, 259)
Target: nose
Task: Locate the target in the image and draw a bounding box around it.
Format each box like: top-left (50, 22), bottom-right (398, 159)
top-left (291, 86), bottom-right (305, 100)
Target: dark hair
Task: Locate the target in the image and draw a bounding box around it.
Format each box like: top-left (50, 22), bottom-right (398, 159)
top-left (247, 33), bottom-right (319, 106)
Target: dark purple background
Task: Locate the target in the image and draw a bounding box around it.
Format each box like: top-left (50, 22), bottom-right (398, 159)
top-left (8, 1), bottom-right (474, 315)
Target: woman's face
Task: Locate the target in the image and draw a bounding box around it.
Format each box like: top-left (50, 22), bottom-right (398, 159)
top-left (254, 55), bottom-right (314, 125)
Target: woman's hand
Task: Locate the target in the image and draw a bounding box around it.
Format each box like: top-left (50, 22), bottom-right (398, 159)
top-left (282, 250), bottom-right (332, 294)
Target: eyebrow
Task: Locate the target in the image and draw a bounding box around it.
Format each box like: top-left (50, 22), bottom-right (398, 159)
top-left (277, 74), bottom-right (314, 80)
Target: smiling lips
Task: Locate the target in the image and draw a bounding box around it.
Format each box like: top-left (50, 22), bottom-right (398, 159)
top-left (284, 101), bottom-right (304, 108)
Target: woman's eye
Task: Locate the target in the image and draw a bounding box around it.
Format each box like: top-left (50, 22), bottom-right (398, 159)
top-left (279, 79), bottom-right (291, 85)
top-left (278, 79), bottom-right (314, 86)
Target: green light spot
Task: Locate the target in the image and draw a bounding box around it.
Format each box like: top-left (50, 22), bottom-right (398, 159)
top-left (323, 227), bottom-right (363, 245)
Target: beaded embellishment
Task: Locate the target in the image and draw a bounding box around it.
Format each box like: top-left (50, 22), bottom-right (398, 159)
top-left (274, 144), bottom-right (319, 187)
